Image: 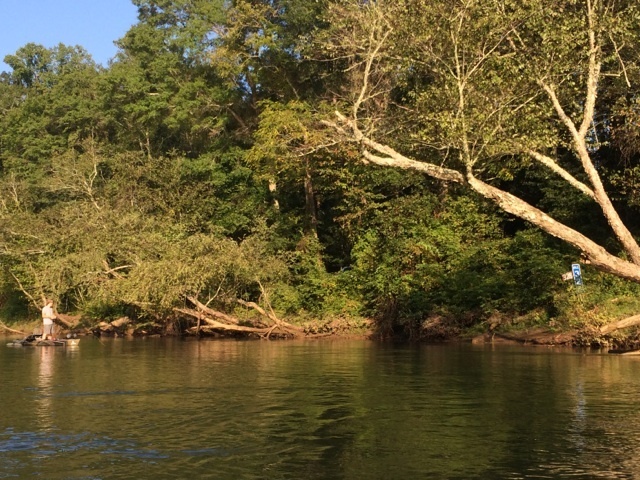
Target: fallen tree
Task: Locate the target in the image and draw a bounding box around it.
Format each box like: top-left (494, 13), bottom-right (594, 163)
top-left (175, 295), bottom-right (303, 339)
top-left (95, 316), bottom-right (132, 335)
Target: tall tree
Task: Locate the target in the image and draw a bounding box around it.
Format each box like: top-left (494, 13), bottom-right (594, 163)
top-left (0, 42), bottom-right (102, 213)
top-left (104, 0), bottom-right (231, 157)
top-left (212, 0), bottom-right (335, 238)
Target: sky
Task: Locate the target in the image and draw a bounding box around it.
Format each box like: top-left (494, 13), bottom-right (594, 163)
top-left (0, 0), bottom-right (139, 72)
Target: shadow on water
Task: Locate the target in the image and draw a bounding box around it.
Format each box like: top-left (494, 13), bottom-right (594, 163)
top-left (2, 338), bottom-right (640, 479)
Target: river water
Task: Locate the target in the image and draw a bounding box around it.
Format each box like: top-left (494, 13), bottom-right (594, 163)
top-left (1, 337), bottom-right (640, 479)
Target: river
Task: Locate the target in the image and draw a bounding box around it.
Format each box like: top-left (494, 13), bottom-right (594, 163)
top-left (1, 337), bottom-right (640, 479)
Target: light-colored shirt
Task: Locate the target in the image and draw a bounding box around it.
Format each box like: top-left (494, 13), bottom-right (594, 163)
top-left (42, 305), bottom-right (55, 325)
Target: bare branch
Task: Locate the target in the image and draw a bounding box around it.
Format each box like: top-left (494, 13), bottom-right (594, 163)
top-left (9, 270), bottom-right (40, 310)
top-left (323, 113), bottom-right (465, 183)
top-left (361, 150), bottom-right (464, 183)
top-left (541, 78), bottom-right (640, 264)
top-left (527, 150), bottom-right (595, 198)
top-left (352, 6), bottom-right (393, 121)
top-left (0, 321), bottom-right (25, 335)
top-left (609, 33), bottom-right (631, 88)
top-left (579, 0), bottom-right (601, 139)
top-left (540, 82), bottom-right (581, 142)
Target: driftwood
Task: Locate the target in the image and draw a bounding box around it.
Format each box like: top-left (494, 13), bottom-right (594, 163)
top-left (492, 329), bottom-right (577, 346)
top-left (175, 307), bottom-right (295, 338)
top-left (175, 295), bottom-right (303, 339)
top-left (185, 325), bottom-right (278, 337)
top-left (186, 296), bottom-right (240, 325)
top-left (480, 314), bottom-right (640, 347)
top-left (235, 299), bottom-right (304, 333)
top-left (97, 316), bottom-right (131, 333)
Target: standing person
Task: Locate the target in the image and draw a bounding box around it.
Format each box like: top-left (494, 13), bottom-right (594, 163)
top-left (41, 299), bottom-right (57, 341)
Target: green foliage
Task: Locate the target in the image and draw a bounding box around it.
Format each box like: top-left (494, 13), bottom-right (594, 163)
top-left (4, 0), bottom-right (640, 339)
top-left (281, 234), bottom-right (358, 316)
top-left (3, 43), bottom-right (95, 88)
top-left (85, 229), bottom-right (290, 318)
top-left (0, 43), bottom-right (102, 183)
top-left (350, 193), bottom-right (570, 331)
top-left (552, 268), bottom-right (640, 330)
top-left (0, 269), bottom-right (29, 321)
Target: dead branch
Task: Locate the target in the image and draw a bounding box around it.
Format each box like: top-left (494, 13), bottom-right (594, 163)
top-left (265, 324), bottom-right (279, 340)
top-left (9, 271), bottom-right (40, 310)
top-left (176, 305), bottom-right (301, 338)
top-left (186, 296), bottom-right (240, 325)
top-left (527, 150), bottom-right (595, 198)
top-left (236, 299), bottom-right (276, 323)
top-left (101, 260), bottom-right (132, 279)
top-left (235, 299), bottom-right (303, 332)
top-left (175, 307), bottom-right (218, 327)
top-left (186, 324), bottom-right (290, 338)
top-left (176, 307), bottom-right (295, 338)
top-left (176, 306), bottom-right (256, 328)
top-left (95, 316), bottom-right (130, 334)
top-left (257, 280), bottom-right (279, 324)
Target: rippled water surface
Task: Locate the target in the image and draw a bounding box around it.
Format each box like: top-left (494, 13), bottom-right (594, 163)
top-left (2, 338), bottom-right (640, 479)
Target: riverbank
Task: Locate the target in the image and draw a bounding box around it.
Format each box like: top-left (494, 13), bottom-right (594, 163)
top-left (2, 311), bottom-right (639, 350)
top-left (0, 316), bottom-right (377, 341)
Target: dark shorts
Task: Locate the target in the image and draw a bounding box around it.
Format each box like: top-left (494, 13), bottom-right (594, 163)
top-left (43, 324), bottom-right (54, 335)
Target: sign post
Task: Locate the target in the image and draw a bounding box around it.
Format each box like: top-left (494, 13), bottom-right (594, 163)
top-left (571, 263), bottom-right (583, 286)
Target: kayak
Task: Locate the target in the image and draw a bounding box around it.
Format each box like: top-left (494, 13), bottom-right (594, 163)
top-left (6, 334), bottom-right (80, 347)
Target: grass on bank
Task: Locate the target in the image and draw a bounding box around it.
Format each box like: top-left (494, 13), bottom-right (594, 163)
top-left (462, 268), bottom-right (640, 347)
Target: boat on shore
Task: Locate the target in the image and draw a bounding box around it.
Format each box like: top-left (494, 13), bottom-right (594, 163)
top-left (6, 334), bottom-right (80, 347)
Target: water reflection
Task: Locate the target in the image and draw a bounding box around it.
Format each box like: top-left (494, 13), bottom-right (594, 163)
top-left (36, 347), bottom-right (55, 430)
top-left (5, 341), bottom-right (640, 478)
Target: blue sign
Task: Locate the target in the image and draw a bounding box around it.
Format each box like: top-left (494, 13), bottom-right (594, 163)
top-left (571, 263), bottom-right (583, 286)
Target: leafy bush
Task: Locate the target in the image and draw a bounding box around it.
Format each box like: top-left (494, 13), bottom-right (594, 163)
top-left (350, 193), bottom-right (571, 334)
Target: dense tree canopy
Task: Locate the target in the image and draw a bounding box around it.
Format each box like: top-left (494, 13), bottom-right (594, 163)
top-left (2, 0), bottom-right (640, 342)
